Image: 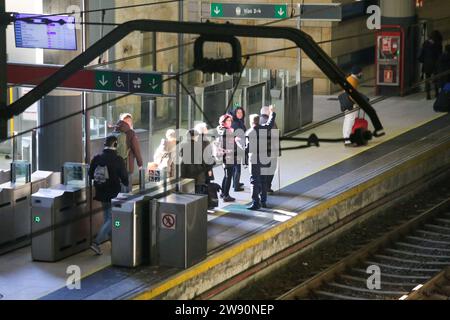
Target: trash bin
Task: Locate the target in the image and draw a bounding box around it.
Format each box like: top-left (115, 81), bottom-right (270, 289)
top-left (157, 193), bottom-right (208, 269)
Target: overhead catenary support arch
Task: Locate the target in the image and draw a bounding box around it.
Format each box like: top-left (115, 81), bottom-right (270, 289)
top-left (1, 18), bottom-right (385, 138)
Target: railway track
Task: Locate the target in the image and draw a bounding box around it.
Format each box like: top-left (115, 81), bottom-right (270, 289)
top-left (404, 267), bottom-right (450, 300)
top-left (278, 196), bottom-right (450, 300)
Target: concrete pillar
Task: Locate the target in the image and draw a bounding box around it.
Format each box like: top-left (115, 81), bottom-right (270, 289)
top-left (381, 0), bottom-right (416, 25)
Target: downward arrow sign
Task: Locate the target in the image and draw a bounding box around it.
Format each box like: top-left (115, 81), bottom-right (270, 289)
top-left (99, 75), bottom-right (108, 86)
top-left (278, 8), bottom-right (284, 16)
top-left (214, 6), bottom-right (221, 15)
top-left (150, 79), bottom-right (159, 90)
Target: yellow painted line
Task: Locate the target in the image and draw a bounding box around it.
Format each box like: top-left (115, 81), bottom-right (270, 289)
top-left (133, 139), bottom-right (450, 300)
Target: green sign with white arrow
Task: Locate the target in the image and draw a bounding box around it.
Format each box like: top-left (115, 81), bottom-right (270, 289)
top-left (210, 3), bottom-right (288, 19)
top-left (211, 3), bottom-right (223, 17)
top-left (94, 70), bottom-right (163, 95)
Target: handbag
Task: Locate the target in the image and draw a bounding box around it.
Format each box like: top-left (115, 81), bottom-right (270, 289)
top-left (338, 92), bottom-right (354, 112)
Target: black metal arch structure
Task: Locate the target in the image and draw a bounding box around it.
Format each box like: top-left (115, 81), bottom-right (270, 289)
top-left (1, 19), bottom-right (385, 137)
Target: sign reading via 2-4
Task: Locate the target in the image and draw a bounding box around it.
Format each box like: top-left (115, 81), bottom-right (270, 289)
top-left (210, 3), bottom-right (288, 19)
top-left (95, 70), bottom-right (163, 95)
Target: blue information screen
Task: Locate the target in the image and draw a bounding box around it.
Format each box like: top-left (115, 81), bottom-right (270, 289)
top-left (14, 13), bottom-right (77, 51)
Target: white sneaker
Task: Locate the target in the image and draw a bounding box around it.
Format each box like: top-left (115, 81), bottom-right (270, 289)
top-left (90, 243), bottom-right (103, 255)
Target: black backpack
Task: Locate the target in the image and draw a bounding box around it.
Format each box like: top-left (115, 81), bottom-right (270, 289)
top-left (433, 90), bottom-right (450, 112)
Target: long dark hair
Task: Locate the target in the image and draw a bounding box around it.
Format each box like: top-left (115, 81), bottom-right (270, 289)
top-left (430, 30), bottom-right (443, 44)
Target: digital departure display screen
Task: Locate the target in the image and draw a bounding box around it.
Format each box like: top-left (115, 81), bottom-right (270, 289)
top-left (14, 13), bottom-right (77, 51)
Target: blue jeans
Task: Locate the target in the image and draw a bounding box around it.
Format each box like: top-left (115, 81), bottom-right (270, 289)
top-left (250, 164), bottom-right (268, 205)
top-left (94, 201), bottom-right (112, 245)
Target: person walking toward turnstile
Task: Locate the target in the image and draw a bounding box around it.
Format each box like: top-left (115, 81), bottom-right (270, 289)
top-left (231, 107), bottom-right (246, 192)
top-left (89, 135), bottom-right (129, 255)
top-left (419, 30), bottom-right (443, 100)
top-left (113, 113), bottom-right (143, 192)
top-left (342, 66), bottom-right (363, 147)
top-left (243, 106), bottom-right (276, 210)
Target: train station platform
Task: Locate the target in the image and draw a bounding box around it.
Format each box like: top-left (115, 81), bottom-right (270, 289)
top-left (0, 91), bottom-right (449, 300)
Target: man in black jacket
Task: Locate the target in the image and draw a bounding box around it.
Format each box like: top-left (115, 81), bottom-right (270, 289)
top-left (260, 106), bottom-right (280, 193)
top-left (88, 135), bottom-right (129, 255)
top-left (242, 106), bottom-right (276, 210)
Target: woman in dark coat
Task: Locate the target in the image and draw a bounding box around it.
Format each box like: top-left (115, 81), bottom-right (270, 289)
top-left (215, 114), bottom-right (236, 202)
top-left (231, 107), bottom-right (246, 192)
top-left (419, 30), bottom-right (443, 99)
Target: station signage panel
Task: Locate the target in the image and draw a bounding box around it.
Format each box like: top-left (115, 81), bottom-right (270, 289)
top-left (7, 64), bottom-right (164, 96)
top-left (14, 13), bottom-right (77, 51)
top-left (210, 3), bottom-right (288, 19)
top-left (208, 3), bottom-right (342, 21)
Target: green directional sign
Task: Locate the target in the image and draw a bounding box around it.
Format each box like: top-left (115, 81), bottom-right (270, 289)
top-left (34, 216), bottom-right (41, 223)
top-left (95, 71), bottom-right (114, 91)
top-left (209, 3), bottom-right (288, 20)
top-left (211, 3), bottom-right (223, 17)
top-left (129, 73), bottom-right (163, 95)
top-left (114, 220), bottom-right (121, 228)
top-left (94, 70), bottom-right (163, 95)
top-left (274, 5), bottom-right (288, 19)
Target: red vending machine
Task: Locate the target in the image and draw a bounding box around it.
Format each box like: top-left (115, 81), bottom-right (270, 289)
top-left (376, 25), bottom-right (405, 96)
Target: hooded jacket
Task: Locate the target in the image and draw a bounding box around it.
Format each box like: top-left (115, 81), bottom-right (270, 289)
top-left (114, 120), bottom-right (143, 174)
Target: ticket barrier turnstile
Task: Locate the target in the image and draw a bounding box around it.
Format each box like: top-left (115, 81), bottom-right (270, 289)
top-left (0, 161), bottom-right (58, 255)
top-left (111, 178), bottom-right (195, 267)
top-left (31, 163), bottom-right (102, 262)
top-left (0, 170), bottom-right (10, 184)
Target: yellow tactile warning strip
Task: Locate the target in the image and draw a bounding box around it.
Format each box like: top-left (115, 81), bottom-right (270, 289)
top-left (133, 129), bottom-right (450, 300)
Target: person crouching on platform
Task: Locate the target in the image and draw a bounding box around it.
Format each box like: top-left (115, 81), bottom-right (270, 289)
top-left (242, 106), bottom-right (277, 210)
top-left (88, 135), bottom-right (129, 255)
top-left (343, 66), bottom-right (363, 147)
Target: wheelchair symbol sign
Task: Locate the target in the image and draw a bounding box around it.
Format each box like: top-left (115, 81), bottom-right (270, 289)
top-left (116, 76), bottom-right (125, 88)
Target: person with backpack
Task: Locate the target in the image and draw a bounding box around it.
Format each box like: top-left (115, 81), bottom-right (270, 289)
top-left (419, 30), bottom-right (443, 100)
top-left (113, 113), bottom-right (143, 192)
top-left (88, 135), bottom-right (129, 255)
